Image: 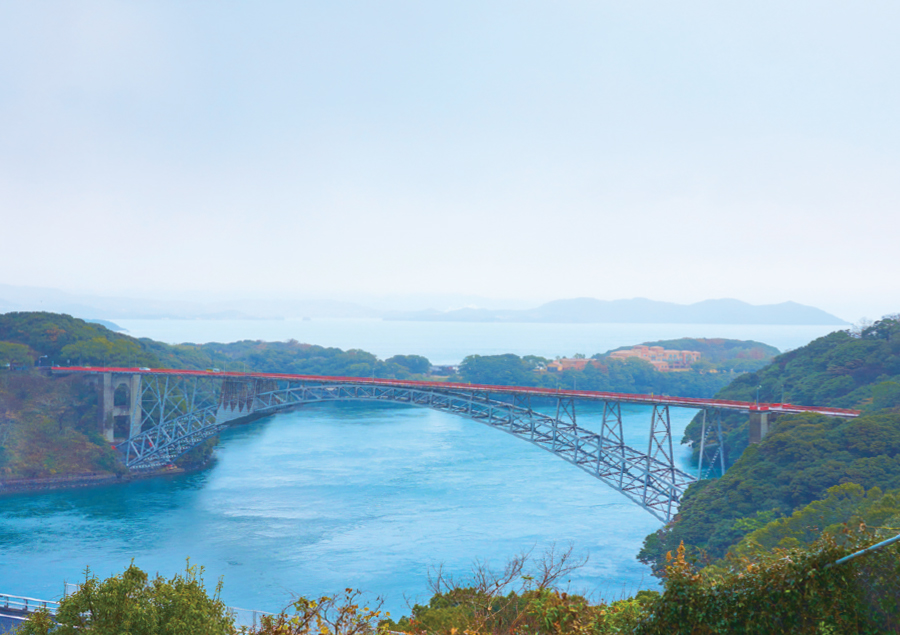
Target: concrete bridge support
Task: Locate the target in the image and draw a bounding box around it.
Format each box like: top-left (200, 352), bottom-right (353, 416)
top-left (100, 373), bottom-right (142, 442)
top-left (748, 411), bottom-right (769, 444)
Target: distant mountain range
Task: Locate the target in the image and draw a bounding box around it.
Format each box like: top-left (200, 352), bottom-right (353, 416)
top-left (0, 284), bottom-right (848, 325)
top-left (383, 298), bottom-right (849, 325)
top-left (0, 284), bottom-right (379, 320)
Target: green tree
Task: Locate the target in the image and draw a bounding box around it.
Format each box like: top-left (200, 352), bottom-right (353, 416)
top-left (19, 562), bottom-right (235, 635)
top-left (458, 354), bottom-right (536, 386)
top-left (0, 341), bottom-right (35, 366)
top-left (870, 381), bottom-right (900, 411)
top-left (385, 355), bottom-right (431, 375)
top-left (731, 482), bottom-right (900, 558)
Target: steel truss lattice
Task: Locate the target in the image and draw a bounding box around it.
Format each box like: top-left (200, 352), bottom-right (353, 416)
top-left (123, 377), bottom-right (696, 522)
top-left (122, 375), bottom-right (221, 469)
top-left (697, 409), bottom-right (727, 479)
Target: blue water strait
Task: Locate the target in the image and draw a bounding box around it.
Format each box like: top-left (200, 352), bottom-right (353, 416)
top-left (1, 402), bottom-right (694, 617)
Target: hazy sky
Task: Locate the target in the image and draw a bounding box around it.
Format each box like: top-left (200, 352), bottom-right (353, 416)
top-left (1, 1), bottom-right (898, 320)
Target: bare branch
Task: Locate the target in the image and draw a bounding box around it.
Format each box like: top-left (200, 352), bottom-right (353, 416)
top-left (533, 542), bottom-right (589, 590)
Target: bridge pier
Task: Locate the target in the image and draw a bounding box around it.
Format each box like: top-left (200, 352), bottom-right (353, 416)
top-left (748, 411), bottom-right (770, 444)
top-left (216, 378), bottom-right (274, 424)
top-left (99, 373), bottom-right (142, 442)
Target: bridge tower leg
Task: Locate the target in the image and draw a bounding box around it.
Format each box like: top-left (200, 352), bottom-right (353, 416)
top-left (600, 401), bottom-right (624, 452)
top-left (717, 412), bottom-right (726, 475)
top-left (513, 394), bottom-right (532, 415)
top-left (100, 373), bottom-right (142, 442)
top-left (554, 397), bottom-right (576, 451)
top-left (643, 405), bottom-right (676, 519)
top-left (555, 397), bottom-right (576, 426)
top-left (697, 409), bottom-right (707, 479)
top-left (511, 394), bottom-right (534, 436)
top-left (698, 409), bottom-right (727, 478)
top-left (599, 401), bottom-right (626, 486)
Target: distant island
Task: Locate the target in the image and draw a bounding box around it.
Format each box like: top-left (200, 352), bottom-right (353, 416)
top-left (0, 284), bottom-right (847, 325)
top-left (384, 298), bottom-right (848, 325)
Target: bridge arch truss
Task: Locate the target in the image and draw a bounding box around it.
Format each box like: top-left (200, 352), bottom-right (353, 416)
top-left (123, 376), bottom-right (696, 523)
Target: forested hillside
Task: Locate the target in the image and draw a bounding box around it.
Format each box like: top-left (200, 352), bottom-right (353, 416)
top-left (729, 481), bottom-right (900, 559)
top-left (682, 317), bottom-right (900, 463)
top-left (0, 312), bottom-right (158, 368)
top-left (640, 316), bottom-right (900, 574)
top-left (459, 354), bottom-right (734, 398)
top-left (0, 312), bottom-right (430, 379)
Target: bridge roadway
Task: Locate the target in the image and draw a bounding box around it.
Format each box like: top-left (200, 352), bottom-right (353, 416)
top-left (53, 366), bottom-right (860, 418)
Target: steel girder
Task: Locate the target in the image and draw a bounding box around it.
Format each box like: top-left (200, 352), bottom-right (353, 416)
top-left (124, 378), bottom-right (696, 522)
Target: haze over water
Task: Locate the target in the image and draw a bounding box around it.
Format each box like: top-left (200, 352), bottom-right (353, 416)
top-left (112, 318), bottom-right (840, 365)
top-left (0, 320), bottom-right (843, 616)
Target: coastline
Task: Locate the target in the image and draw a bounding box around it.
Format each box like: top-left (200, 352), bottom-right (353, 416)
top-left (0, 456), bottom-right (215, 496)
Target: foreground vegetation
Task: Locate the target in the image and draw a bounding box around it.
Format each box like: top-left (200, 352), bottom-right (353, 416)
top-left (20, 531), bottom-right (900, 634)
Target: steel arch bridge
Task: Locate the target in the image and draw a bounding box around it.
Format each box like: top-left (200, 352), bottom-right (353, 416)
top-left (54, 367), bottom-right (860, 523)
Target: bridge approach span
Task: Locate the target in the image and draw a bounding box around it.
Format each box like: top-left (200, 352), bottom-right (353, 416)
top-left (53, 367), bottom-right (860, 523)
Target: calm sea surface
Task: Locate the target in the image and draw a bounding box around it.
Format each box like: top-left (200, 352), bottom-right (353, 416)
top-left (1, 320), bottom-right (842, 616)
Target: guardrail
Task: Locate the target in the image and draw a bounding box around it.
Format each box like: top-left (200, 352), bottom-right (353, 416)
top-left (227, 606), bottom-right (273, 630)
top-left (0, 592), bottom-right (59, 615)
top-left (829, 530), bottom-right (900, 568)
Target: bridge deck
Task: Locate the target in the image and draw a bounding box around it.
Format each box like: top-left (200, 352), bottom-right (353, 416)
top-left (53, 366), bottom-right (860, 418)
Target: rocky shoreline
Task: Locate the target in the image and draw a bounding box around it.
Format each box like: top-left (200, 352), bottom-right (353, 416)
top-left (0, 468), bottom-right (180, 495)
top-left (0, 457), bottom-right (219, 495)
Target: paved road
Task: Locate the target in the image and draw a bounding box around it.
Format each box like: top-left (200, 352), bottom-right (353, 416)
top-left (0, 611), bottom-right (25, 633)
